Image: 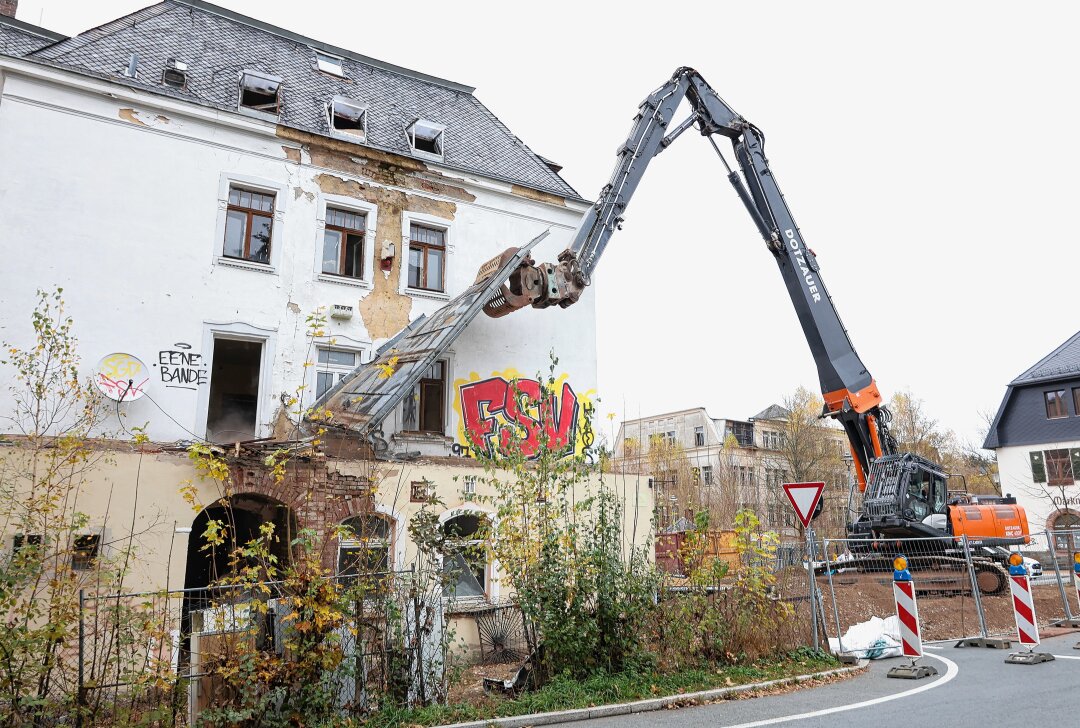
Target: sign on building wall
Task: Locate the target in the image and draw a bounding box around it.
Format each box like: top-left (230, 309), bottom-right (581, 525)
top-left (452, 369), bottom-right (596, 460)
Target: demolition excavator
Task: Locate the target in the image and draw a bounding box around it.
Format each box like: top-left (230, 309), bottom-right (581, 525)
top-left (477, 67), bottom-right (1027, 595)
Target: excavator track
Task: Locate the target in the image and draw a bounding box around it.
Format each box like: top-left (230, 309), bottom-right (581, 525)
top-left (823, 553), bottom-right (1008, 597)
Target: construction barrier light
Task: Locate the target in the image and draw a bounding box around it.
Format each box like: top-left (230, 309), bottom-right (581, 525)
top-left (1073, 551), bottom-right (1080, 574)
top-left (1008, 551), bottom-right (1027, 576)
top-left (893, 554), bottom-right (912, 582)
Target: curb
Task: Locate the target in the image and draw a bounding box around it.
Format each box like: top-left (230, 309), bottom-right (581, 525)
top-left (437, 661), bottom-right (868, 728)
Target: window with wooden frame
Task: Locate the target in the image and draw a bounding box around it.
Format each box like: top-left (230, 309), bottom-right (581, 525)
top-left (322, 208), bottom-right (366, 279)
top-left (401, 361), bottom-right (446, 433)
top-left (407, 223), bottom-right (446, 292)
top-left (694, 426), bottom-right (705, 447)
top-left (1045, 389), bottom-right (1068, 419)
top-left (442, 513), bottom-right (488, 599)
top-left (1044, 448), bottom-right (1074, 486)
top-left (223, 186), bottom-right (275, 264)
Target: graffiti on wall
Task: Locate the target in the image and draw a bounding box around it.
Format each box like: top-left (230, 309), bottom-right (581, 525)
top-left (94, 353), bottom-right (150, 401)
top-left (452, 369), bottom-right (596, 460)
top-left (154, 342), bottom-right (207, 390)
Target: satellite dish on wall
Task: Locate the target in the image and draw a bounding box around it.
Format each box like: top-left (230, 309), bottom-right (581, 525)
top-left (94, 353), bottom-right (149, 402)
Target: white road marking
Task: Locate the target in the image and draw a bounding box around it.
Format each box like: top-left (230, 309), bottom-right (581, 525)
top-left (1051, 654), bottom-right (1080, 659)
top-left (720, 654), bottom-right (958, 728)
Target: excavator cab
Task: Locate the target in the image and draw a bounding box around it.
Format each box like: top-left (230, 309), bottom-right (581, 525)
top-left (853, 453), bottom-right (951, 539)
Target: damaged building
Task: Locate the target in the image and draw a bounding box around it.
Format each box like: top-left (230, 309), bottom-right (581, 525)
top-left (0, 0), bottom-right (652, 667)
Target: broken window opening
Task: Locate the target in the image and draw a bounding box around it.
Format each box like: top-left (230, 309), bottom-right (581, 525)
top-left (329, 97), bottom-right (366, 139)
top-left (407, 223), bottom-right (446, 292)
top-left (224, 186), bottom-right (275, 264)
top-left (407, 118), bottom-right (445, 158)
top-left (206, 338), bottom-right (262, 443)
top-left (162, 66), bottom-right (187, 90)
top-left (72, 534), bottom-right (101, 571)
top-left (315, 347), bottom-right (359, 399)
top-left (401, 360), bottom-right (445, 434)
top-left (337, 513), bottom-right (392, 578)
top-left (315, 51), bottom-right (344, 77)
top-left (239, 70), bottom-right (282, 115)
top-left (442, 513), bottom-right (488, 599)
top-left (322, 207), bottom-right (366, 279)
top-left (12, 534), bottom-right (43, 554)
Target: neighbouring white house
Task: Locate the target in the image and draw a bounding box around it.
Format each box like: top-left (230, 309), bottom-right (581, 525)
top-left (984, 331), bottom-right (1080, 554)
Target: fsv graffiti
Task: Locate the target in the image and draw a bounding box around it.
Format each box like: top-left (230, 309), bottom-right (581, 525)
top-left (455, 374), bottom-right (594, 459)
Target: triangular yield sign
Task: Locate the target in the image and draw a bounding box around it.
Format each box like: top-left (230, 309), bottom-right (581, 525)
top-left (782, 481), bottom-right (825, 529)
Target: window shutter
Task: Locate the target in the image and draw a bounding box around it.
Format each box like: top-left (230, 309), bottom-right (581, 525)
top-left (1029, 451), bottom-right (1046, 483)
top-left (1071, 448), bottom-right (1080, 480)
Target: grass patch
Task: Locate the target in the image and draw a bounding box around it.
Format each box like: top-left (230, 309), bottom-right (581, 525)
top-left (363, 649), bottom-right (839, 727)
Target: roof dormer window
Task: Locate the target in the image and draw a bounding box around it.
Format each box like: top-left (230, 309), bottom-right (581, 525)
top-left (162, 58), bottom-right (188, 90)
top-left (407, 119), bottom-right (445, 160)
top-left (239, 70), bottom-right (282, 116)
top-left (315, 51), bottom-right (344, 77)
top-left (329, 97), bottom-right (367, 140)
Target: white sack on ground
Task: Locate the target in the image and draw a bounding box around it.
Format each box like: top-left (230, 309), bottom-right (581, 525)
top-left (827, 615), bottom-right (902, 659)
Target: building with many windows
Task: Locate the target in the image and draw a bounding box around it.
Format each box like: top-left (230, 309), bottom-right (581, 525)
top-left (984, 331), bottom-right (1080, 552)
top-left (0, 0), bottom-right (651, 655)
top-left (613, 404), bottom-right (849, 536)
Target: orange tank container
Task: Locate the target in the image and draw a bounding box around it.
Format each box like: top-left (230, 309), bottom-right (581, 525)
top-left (950, 503), bottom-right (1029, 545)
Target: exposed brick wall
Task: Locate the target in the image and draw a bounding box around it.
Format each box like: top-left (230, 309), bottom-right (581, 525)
top-left (0, 1), bottom-right (16, 18)
top-left (224, 456), bottom-right (375, 568)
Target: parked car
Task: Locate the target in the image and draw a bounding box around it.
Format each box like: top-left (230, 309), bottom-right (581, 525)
top-left (978, 546), bottom-right (1042, 576)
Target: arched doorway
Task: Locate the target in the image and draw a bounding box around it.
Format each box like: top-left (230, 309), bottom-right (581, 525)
top-left (183, 493), bottom-right (297, 597)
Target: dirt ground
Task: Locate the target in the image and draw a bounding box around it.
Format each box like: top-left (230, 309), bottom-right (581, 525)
top-left (818, 571), bottom-right (1075, 642)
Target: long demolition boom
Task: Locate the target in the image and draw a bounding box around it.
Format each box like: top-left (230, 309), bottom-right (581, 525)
top-left (482, 67), bottom-right (895, 488)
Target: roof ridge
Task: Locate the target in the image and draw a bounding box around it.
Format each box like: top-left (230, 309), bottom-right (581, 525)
top-left (30, 2), bottom-right (173, 60)
top-left (172, 0), bottom-right (474, 94)
top-left (1011, 330), bottom-right (1080, 384)
top-left (0, 15), bottom-right (67, 42)
top-left (466, 93), bottom-right (581, 199)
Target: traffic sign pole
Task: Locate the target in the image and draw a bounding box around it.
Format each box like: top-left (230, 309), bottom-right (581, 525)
top-left (783, 482), bottom-right (826, 651)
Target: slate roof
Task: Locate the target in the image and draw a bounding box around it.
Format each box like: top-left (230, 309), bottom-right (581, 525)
top-left (983, 331), bottom-right (1080, 449)
top-left (750, 404), bottom-right (790, 421)
top-left (0, 16), bottom-right (65, 57)
top-left (22, 0), bottom-right (582, 201)
top-left (1010, 331), bottom-right (1080, 385)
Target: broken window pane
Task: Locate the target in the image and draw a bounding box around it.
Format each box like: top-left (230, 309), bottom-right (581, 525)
top-left (442, 513), bottom-right (487, 598)
top-left (343, 233), bottom-right (363, 277)
top-left (223, 210), bottom-right (247, 258)
top-left (249, 215), bottom-right (272, 264)
top-left (322, 229), bottom-right (342, 274)
top-left (239, 70), bottom-right (282, 114)
top-left (408, 119), bottom-right (444, 158)
top-left (330, 98), bottom-right (366, 138)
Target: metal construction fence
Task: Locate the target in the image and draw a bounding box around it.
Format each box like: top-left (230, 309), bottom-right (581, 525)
top-left (73, 567), bottom-right (446, 727)
top-left (810, 530), bottom-right (1080, 655)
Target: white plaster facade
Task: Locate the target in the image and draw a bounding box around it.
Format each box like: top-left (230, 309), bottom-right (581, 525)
top-left (997, 441), bottom-right (1080, 538)
top-left (0, 57), bottom-right (596, 449)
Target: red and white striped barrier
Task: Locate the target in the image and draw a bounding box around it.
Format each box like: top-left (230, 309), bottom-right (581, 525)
top-left (1009, 574), bottom-right (1040, 646)
top-left (893, 580), bottom-right (924, 657)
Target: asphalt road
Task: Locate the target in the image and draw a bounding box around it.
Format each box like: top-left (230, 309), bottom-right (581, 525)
top-left (562, 632), bottom-right (1080, 727)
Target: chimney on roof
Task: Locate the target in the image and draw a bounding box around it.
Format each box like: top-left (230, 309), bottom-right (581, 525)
top-left (0, 0), bottom-right (16, 19)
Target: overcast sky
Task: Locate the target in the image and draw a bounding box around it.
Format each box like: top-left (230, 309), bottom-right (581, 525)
top-left (17, 0), bottom-right (1079, 448)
